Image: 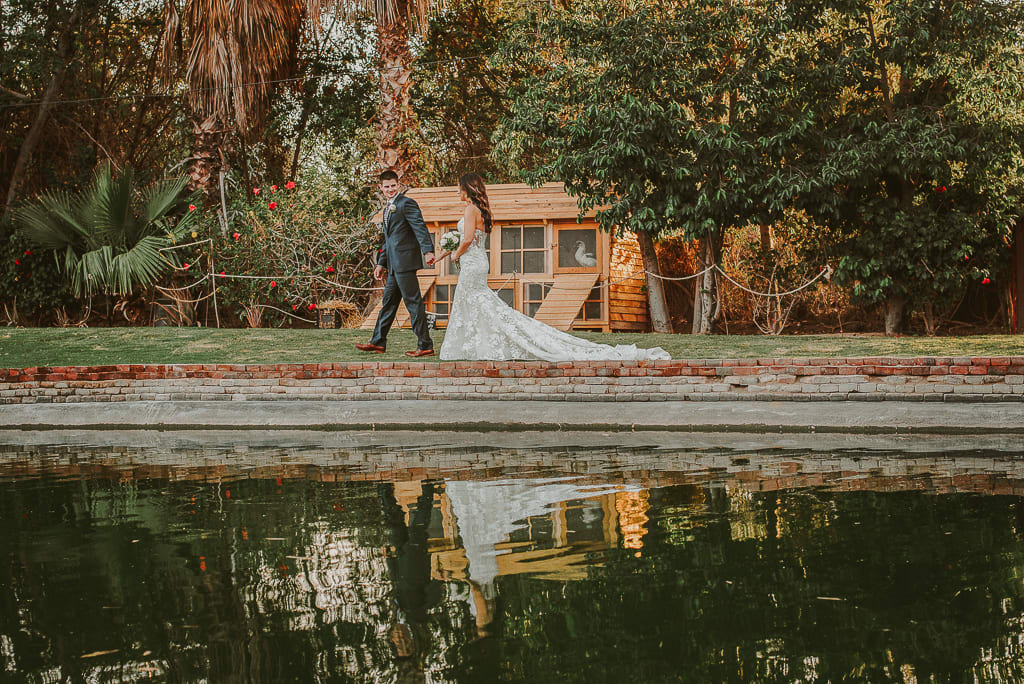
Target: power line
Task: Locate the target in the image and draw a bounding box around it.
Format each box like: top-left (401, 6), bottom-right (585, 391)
top-left (0, 53), bottom-right (493, 111)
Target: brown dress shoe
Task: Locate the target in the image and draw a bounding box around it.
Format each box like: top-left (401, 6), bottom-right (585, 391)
top-left (404, 348), bottom-right (435, 358)
top-left (354, 342), bottom-right (386, 353)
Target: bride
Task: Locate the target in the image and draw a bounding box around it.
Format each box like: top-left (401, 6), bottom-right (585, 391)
top-left (434, 173), bottom-right (670, 362)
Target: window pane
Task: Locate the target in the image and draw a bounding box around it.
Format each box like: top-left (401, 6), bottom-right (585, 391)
top-left (527, 283), bottom-right (544, 301)
top-left (559, 228), bottom-right (598, 268)
top-left (524, 226), bottom-right (545, 249)
top-left (590, 286), bottom-right (602, 299)
top-left (435, 304), bottom-right (448, 316)
top-left (527, 302), bottom-right (542, 317)
top-left (496, 289), bottom-right (514, 307)
top-left (523, 251), bottom-right (545, 273)
top-left (584, 301), bottom-right (602, 319)
top-left (436, 285), bottom-right (449, 299)
top-left (500, 253), bottom-right (519, 274)
top-left (447, 258), bottom-right (459, 276)
top-left (501, 226), bottom-right (521, 250)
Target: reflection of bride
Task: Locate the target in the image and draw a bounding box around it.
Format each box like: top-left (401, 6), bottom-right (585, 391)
top-left (435, 173), bottom-right (670, 362)
top-left (442, 477), bottom-right (640, 635)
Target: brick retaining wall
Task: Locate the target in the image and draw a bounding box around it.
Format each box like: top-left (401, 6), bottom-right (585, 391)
top-left (3, 357), bottom-right (1024, 404)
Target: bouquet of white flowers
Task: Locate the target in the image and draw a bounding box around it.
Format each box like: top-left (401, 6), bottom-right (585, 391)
top-left (439, 230), bottom-right (461, 254)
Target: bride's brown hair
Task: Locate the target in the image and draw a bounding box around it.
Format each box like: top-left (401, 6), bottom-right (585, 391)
top-left (459, 173), bottom-right (493, 234)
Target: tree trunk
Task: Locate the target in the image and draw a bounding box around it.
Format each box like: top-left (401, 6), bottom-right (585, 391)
top-left (884, 295), bottom-right (905, 336)
top-left (377, 13), bottom-right (419, 184)
top-left (692, 233), bottom-right (722, 335)
top-left (636, 230), bottom-right (672, 333)
top-left (188, 116), bottom-right (225, 196)
top-left (2, 5), bottom-right (81, 222)
top-left (759, 224), bottom-right (773, 251)
top-left (1014, 220), bottom-right (1023, 334)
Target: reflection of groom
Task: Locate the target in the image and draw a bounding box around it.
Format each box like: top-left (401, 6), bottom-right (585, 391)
top-left (355, 170), bottom-right (436, 357)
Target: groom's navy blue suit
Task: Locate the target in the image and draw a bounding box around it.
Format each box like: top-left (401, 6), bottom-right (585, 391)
top-left (370, 193), bottom-right (434, 351)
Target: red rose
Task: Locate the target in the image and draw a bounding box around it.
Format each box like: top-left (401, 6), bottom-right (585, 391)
top-left (285, 181), bottom-right (296, 190)
top-left (982, 277), bottom-right (991, 285)
top-left (936, 186), bottom-right (946, 193)
top-left (271, 185), bottom-right (278, 192)
top-left (183, 262), bottom-right (190, 270)
top-left (23, 250), bottom-right (32, 256)
top-left (14, 259), bottom-right (20, 266)
top-left (326, 266), bottom-right (335, 273)
top-left (253, 188), bottom-right (260, 195)
top-left (268, 201), bottom-right (277, 210)
top-left (218, 271), bottom-right (226, 277)
top-left (188, 204), bottom-right (197, 212)
top-left (232, 232), bottom-right (240, 240)
top-left (270, 281), bottom-right (277, 288)
top-left (292, 304), bottom-right (298, 310)
top-left (964, 255), bottom-right (969, 261)
top-left (307, 303), bottom-right (316, 310)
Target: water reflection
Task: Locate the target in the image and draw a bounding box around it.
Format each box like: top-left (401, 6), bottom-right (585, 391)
top-left (1, 438), bottom-right (1024, 682)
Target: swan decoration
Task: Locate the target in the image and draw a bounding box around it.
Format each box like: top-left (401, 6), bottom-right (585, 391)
top-left (573, 241), bottom-right (597, 267)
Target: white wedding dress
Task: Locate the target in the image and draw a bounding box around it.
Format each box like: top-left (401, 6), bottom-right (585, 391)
top-left (439, 219), bottom-right (670, 361)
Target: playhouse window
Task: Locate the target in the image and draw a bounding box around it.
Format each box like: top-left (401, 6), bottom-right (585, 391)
top-left (575, 284), bottom-right (604, 322)
top-left (500, 225), bottom-right (546, 274)
top-left (558, 228), bottom-right (599, 270)
top-left (496, 287), bottom-right (514, 308)
top-left (524, 282), bottom-right (553, 317)
top-left (433, 283), bottom-right (456, 319)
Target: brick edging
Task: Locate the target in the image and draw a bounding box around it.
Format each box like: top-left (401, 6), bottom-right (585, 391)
top-left (3, 357), bottom-right (1023, 404)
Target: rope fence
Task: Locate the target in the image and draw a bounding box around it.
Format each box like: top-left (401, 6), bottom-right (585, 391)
top-left (154, 226), bottom-right (833, 324)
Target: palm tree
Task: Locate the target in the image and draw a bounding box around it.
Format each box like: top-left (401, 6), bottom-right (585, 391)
top-left (159, 0), bottom-right (305, 195)
top-left (365, 0), bottom-right (434, 183)
top-left (14, 163), bottom-right (196, 298)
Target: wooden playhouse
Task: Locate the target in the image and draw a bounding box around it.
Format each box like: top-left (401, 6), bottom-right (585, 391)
top-left (362, 183), bottom-right (650, 332)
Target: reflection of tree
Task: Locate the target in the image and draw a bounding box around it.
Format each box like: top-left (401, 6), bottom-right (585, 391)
top-left (5, 460), bottom-right (1024, 682)
top-left (457, 485), bottom-right (1024, 683)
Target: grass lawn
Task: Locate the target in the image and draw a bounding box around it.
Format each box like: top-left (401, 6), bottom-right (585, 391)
top-left (2, 328), bottom-right (1023, 368)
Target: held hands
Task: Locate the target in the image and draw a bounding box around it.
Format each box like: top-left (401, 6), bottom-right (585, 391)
top-left (425, 251), bottom-right (436, 266)
top-left (373, 265), bottom-right (385, 281)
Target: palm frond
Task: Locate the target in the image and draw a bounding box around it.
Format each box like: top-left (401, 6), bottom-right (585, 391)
top-left (73, 245), bottom-right (115, 297)
top-left (109, 236), bottom-right (169, 296)
top-left (19, 164), bottom-right (191, 299)
top-left (14, 191), bottom-right (84, 251)
top-left (95, 166), bottom-right (137, 246)
top-left (141, 176), bottom-right (191, 232)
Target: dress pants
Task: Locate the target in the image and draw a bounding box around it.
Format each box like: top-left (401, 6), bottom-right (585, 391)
top-left (370, 269), bottom-right (433, 350)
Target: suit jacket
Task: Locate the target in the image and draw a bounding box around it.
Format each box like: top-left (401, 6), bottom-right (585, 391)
top-left (378, 193), bottom-right (433, 273)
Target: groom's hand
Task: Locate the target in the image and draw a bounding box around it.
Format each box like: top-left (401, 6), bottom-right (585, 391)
top-left (425, 252), bottom-right (436, 266)
top-left (373, 265), bottom-right (385, 281)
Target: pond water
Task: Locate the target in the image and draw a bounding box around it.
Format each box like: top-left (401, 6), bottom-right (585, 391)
top-left (2, 433), bottom-right (1024, 683)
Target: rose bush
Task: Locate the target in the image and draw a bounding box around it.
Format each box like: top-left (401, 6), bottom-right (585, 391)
top-left (187, 178), bottom-right (378, 327)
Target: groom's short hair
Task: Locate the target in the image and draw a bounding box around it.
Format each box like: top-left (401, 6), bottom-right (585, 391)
top-left (379, 170), bottom-right (400, 182)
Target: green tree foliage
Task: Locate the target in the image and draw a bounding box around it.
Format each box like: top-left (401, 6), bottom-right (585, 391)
top-left (497, 0), bottom-right (780, 333)
top-left (15, 163), bottom-right (196, 298)
top-left (1, 0), bottom-right (185, 212)
top-left (0, 218), bottom-right (76, 325)
top-left (767, 0), bottom-right (1024, 334)
top-left (413, 0), bottom-right (519, 185)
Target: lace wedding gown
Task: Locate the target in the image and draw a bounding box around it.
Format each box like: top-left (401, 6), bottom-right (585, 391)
top-left (440, 219), bottom-right (670, 361)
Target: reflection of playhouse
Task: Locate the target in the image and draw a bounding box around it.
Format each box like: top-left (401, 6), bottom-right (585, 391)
top-left (362, 183), bottom-right (651, 332)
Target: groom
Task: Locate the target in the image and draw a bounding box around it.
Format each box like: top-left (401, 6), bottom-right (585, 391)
top-left (355, 170), bottom-right (437, 357)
